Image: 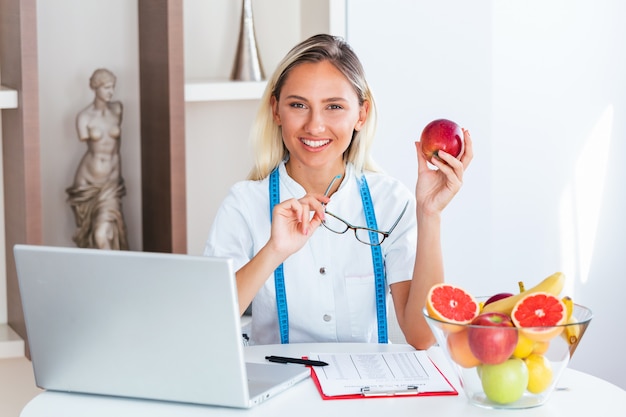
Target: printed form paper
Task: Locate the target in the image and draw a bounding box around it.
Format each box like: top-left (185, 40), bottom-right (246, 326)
top-left (308, 351), bottom-right (457, 397)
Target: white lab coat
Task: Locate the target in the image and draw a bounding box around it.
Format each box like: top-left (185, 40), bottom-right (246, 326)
top-left (204, 162), bottom-right (417, 345)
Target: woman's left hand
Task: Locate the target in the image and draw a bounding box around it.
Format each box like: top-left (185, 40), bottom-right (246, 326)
top-left (414, 129), bottom-right (473, 216)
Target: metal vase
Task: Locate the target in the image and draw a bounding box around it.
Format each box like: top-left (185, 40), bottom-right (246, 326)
top-left (230, 0), bottom-right (265, 81)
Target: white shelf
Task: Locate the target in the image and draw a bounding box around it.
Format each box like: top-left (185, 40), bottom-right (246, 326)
top-left (0, 85), bottom-right (18, 109)
top-left (184, 80), bottom-right (267, 102)
top-left (0, 323), bottom-right (24, 358)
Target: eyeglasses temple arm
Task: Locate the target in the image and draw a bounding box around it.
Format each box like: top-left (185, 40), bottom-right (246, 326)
top-left (323, 175), bottom-right (343, 198)
top-left (386, 201), bottom-right (410, 234)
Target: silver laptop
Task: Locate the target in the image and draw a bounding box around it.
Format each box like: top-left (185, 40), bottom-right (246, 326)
top-left (14, 244), bottom-right (309, 408)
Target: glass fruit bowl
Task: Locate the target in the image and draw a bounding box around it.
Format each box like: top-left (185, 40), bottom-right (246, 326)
top-left (423, 299), bottom-right (592, 409)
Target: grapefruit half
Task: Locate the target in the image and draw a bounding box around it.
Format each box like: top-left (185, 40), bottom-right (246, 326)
top-left (511, 292), bottom-right (566, 342)
top-left (426, 283), bottom-right (479, 329)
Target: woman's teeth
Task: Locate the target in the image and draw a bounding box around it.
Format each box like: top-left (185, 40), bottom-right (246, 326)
top-left (302, 139), bottom-right (330, 148)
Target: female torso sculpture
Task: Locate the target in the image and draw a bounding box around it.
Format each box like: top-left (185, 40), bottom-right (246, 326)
top-left (67, 68), bottom-right (129, 250)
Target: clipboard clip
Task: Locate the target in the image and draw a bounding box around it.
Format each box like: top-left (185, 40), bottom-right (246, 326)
top-left (361, 385), bottom-right (419, 397)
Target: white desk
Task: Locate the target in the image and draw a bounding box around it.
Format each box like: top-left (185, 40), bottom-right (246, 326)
top-left (20, 343), bottom-right (626, 417)
top-left (0, 357), bottom-right (42, 417)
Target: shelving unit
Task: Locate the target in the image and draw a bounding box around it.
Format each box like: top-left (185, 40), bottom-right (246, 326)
top-left (0, 0), bottom-right (41, 357)
top-left (0, 83), bottom-right (18, 355)
top-left (0, 85), bottom-right (23, 357)
top-left (0, 85), bottom-right (18, 109)
top-left (1, 0), bottom-right (346, 354)
top-left (137, 0), bottom-right (187, 254)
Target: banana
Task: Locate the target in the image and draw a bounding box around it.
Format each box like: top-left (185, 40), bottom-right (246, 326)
top-left (561, 296), bottom-right (580, 345)
top-left (562, 296), bottom-right (574, 320)
top-left (481, 271), bottom-right (566, 316)
top-left (563, 315), bottom-right (581, 345)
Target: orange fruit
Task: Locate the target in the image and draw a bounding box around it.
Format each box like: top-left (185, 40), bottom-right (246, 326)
top-left (447, 328), bottom-right (481, 368)
top-left (426, 283), bottom-right (479, 329)
top-left (511, 292), bottom-right (566, 342)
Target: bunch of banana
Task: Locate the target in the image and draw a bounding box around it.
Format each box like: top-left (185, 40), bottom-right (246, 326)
top-left (481, 272), bottom-right (566, 315)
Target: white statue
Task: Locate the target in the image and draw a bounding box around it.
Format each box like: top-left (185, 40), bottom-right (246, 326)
top-left (66, 68), bottom-right (129, 250)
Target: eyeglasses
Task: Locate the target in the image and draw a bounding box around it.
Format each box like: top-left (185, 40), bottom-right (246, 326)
top-left (321, 174), bottom-right (409, 246)
top-left (323, 201), bottom-right (409, 246)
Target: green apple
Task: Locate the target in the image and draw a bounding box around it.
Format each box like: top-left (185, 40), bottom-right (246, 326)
top-left (480, 358), bottom-right (529, 404)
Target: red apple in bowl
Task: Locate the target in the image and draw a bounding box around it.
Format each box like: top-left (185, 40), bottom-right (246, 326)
top-left (420, 118), bottom-right (464, 163)
top-left (484, 292), bottom-right (514, 306)
top-left (468, 312), bottom-right (518, 365)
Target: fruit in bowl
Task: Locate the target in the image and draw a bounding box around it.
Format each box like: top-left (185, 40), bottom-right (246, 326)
top-left (425, 283), bottom-right (480, 332)
top-left (446, 328), bottom-right (481, 368)
top-left (468, 312), bottom-right (518, 365)
top-left (479, 358), bottom-right (529, 404)
top-left (511, 292), bottom-right (567, 341)
top-left (483, 292), bottom-right (513, 306)
top-left (424, 273), bottom-right (593, 409)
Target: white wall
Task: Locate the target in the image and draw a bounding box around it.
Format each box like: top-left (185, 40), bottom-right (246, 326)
top-left (347, 0), bottom-right (626, 390)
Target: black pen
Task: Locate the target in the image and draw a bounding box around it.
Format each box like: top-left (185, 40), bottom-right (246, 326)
top-left (265, 355), bottom-right (329, 367)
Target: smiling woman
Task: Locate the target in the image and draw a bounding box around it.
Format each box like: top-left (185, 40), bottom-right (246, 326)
top-left (203, 34), bottom-right (473, 349)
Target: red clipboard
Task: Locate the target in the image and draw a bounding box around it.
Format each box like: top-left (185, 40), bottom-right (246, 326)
top-left (308, 356), bottom-right (458, 400)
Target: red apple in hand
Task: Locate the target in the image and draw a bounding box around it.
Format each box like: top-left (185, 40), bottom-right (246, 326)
top-left (468, 312), bottom-right (518, 365)
top-left (420, 118), bottom-right (464, 163)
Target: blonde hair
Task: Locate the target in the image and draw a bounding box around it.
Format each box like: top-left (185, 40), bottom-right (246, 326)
top-left (247, 34), bottom-right (379, 180)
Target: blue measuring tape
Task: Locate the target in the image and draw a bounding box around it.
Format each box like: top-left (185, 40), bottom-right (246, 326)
top-left (356, 176), bottom-right (388, 344)
top-left (269, 168), bottom-right (388, 344)
top-left (269, 169), bottom-right (290, 344)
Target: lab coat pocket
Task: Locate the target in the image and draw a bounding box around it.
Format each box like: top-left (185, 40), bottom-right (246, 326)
top-left (345, 274), bottom-right (377, 340)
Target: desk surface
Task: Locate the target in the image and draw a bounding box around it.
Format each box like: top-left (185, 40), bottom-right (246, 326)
top-left (20, 343), bottom-right (626, 417)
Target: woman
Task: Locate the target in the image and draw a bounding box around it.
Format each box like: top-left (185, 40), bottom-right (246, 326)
top-left (66, 68), bottom-right (129, 250)
top-left (204, 34), bottom-right (472, 349)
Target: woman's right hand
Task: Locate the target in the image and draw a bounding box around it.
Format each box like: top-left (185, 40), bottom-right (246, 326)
top-left (235, 192), bottom-right (330, 314)
top-left (267, 194), bottom-right (330, 258)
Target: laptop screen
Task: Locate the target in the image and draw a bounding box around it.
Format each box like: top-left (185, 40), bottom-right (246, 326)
top-left (14, 245), bottom-right (257, 407)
